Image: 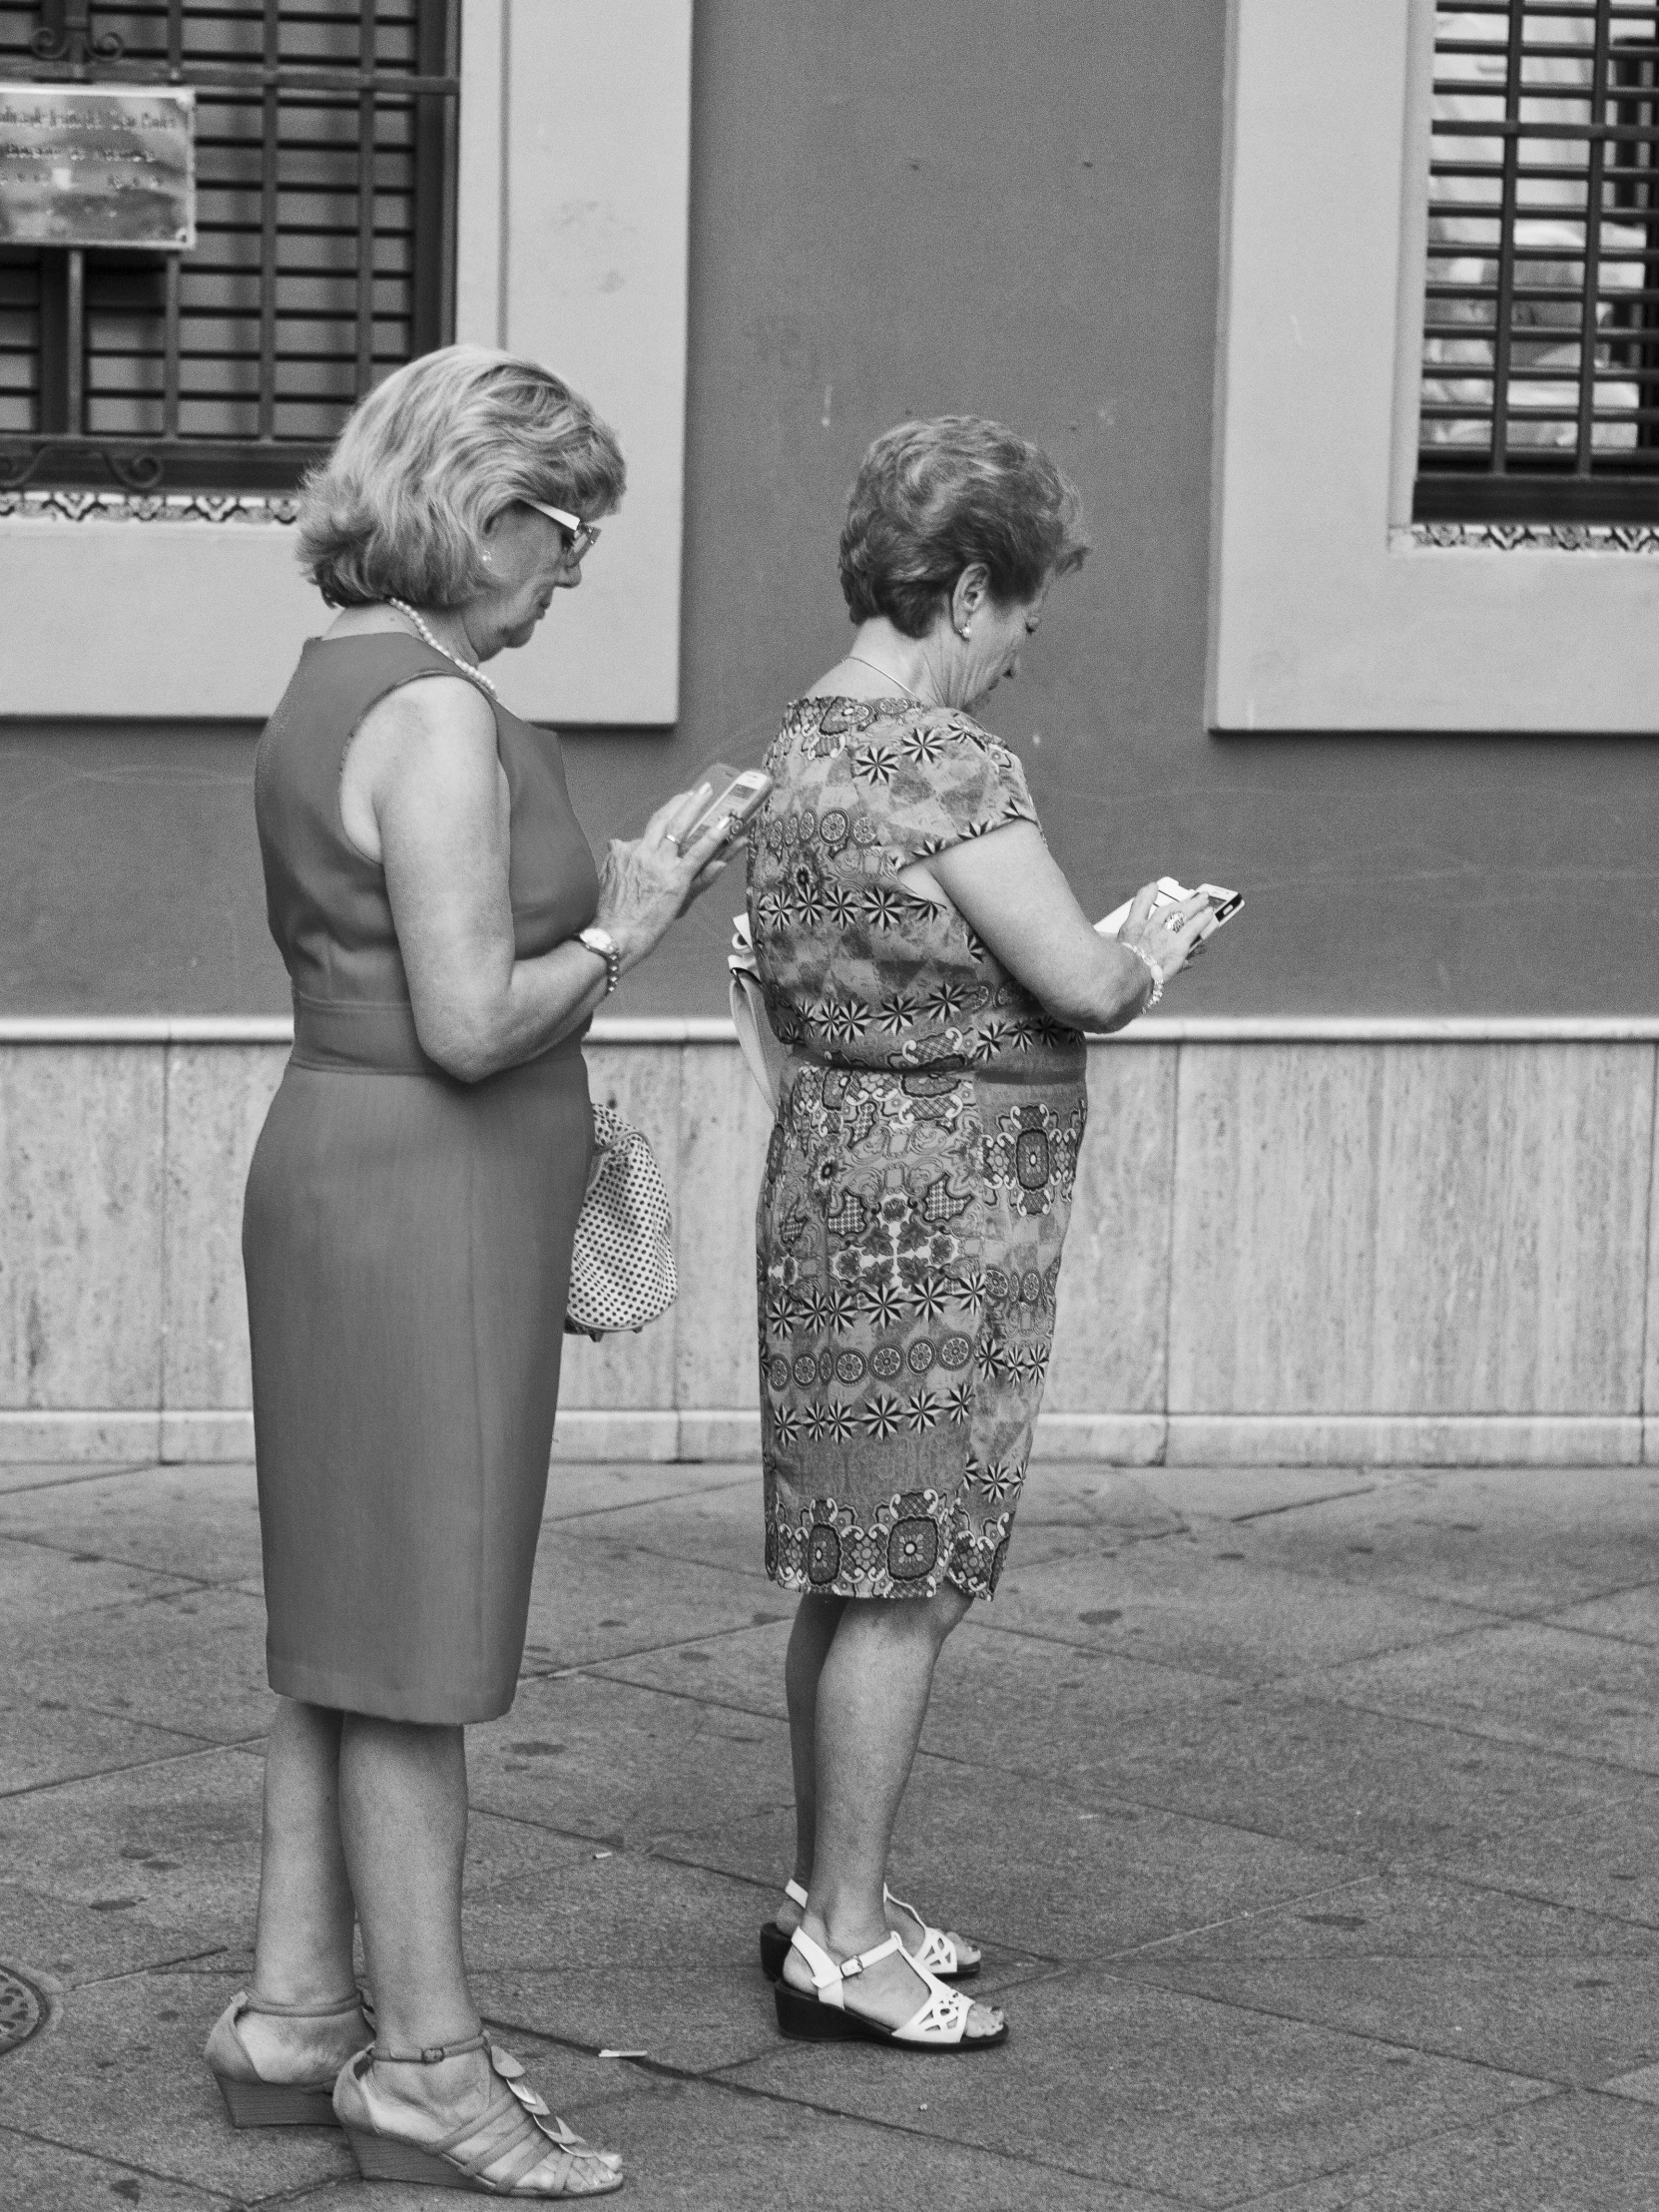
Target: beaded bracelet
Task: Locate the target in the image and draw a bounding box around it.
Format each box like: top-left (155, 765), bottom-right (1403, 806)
top-left (1126, 940), bottom-right (1164, 1010)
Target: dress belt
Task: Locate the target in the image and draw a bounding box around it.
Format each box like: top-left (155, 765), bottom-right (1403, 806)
top-left (290, 992), bottom-right (442, 1075)
top-left (289, 992), bottom-right (589, 1079)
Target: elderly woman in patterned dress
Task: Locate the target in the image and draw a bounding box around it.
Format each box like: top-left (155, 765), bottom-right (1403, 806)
top-left (747, 416), bottom-right (1214, 2052)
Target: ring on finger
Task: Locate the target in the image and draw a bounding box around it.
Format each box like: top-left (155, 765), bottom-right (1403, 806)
top-left (664, 832), bottom-right (682, 853)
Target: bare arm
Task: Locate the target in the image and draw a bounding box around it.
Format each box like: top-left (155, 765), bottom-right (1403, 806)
top-left (914, 822), bottom-right (1208, 1032)
top-left (353, 678), bottom-right (726, 1081)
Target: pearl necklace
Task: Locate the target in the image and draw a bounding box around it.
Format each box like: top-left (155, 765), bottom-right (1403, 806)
top-left (386, 598), bottom-right (499, 699)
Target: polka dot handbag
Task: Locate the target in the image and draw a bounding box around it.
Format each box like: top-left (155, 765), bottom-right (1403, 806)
top-left (565, 1102), bottom-right (678, 1339)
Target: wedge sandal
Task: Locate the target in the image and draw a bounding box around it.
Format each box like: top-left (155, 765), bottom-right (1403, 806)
top-left (334, 2027), bottom-right (623, 2196)
top-left (759, 1880), bottom-right (981, 1982)
top-left (773, 1927), bottom-right (1007, 2052)
top-left (205, 1986), bottom-right (367, 2127)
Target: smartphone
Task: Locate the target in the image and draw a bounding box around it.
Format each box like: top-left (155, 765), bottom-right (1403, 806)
top-left (672, 763), bottom-right (774, 849)
top-left (1096, 875), bottom-right (1243, 941)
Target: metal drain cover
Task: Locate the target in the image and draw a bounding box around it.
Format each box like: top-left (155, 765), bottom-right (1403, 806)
top-left (0, 1965), bottom-right (43, 2054)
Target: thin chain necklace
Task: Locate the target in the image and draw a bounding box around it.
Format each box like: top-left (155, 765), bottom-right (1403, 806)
top-left (844, 651), bottom-right (930, 706)
top-left (386, 598), bottom-right (499, 699)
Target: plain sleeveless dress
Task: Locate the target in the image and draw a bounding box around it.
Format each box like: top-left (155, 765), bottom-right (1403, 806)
top-left (243, 634), bottom-right (599, 1723)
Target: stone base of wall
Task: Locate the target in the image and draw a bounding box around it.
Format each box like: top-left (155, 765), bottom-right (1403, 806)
top-left (2, 1018), bottom-right (1656, 1470)
top-left (0, 1407), bottom-right (1649, 1469)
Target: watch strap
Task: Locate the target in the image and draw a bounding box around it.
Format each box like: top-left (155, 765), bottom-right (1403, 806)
top-left (577, 925), bottom-right (621, 998)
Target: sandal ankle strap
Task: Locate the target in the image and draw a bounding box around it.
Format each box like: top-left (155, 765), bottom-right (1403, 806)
top-left (241, 1986), bottom-right (363, 2020)
top-left (369, 2027), bottom-right (489, 2065)
top-left (783, 1877), bottom-right (810, 1910)
top-left (788, 1926), bottom-right (905, 1989)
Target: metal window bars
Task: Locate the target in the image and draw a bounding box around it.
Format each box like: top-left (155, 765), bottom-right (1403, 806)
top-left (1417, 0), bottom-right (1659, 522)
top-left (0, 0), bottom-right (458, 494)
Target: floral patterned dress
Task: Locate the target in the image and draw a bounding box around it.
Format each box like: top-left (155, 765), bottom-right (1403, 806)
top-left (749, 697), bottom-right (1089, 1602)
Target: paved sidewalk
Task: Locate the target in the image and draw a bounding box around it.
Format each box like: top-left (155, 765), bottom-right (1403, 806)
top-left (1, 1456), bottom-right (1657, 2210)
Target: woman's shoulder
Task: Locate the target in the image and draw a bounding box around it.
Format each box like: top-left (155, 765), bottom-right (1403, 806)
top-left (771, 695), bottom-right (1012, 770)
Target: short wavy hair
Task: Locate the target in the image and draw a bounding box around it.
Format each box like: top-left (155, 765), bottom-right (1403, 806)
top-left (296, 344), bottom-right (626, 609)
top-left (838, 415), bottom-right (1089, 637)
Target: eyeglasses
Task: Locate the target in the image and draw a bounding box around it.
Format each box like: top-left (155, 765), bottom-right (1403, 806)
top-left (521, 497), bottom-right (601, 565)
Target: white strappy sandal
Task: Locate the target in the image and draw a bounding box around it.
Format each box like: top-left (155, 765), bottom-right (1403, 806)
top-left (882, 1884), bottom-right (981, 1980)
top-left (759, 1879), bottom-right (981, 1982)
top-left (773, 1927), bottom-right (1007, 2051)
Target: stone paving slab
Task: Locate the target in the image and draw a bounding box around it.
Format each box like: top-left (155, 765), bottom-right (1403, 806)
top-left (1218, 1465), bottom-right (1659, 1620)
top-left (722, 1970), bottom-right (1552, 2206)
top-left (515, 1529), bottom-right (789, 1675)
top-left (1077, 1686), bottom-right (1629, 1868)
top-left (1419, 1778), bottom-right (1659, 1929)
top-left (596, 1607), bottom-right (1242, 1754)
top-left (3, 1456), bottom-right (1656, 2210)
top-left (1542, 1583), bottom-right (1659, 1647)
top-left (2, 1582), bottom-right (275, 1747)
top-left (0, 1457), bottom-right (150, 1499)
top-left (0, 1878), bottom-right (237, 1987)
top-left (0, 1532), bottom-right (192, 1621)
top-left (1130, 1466), bottom-right (1406, 1525)
top-left (467, 1671), bottom-right (794, 1848)
top-left (1114, 1867), bottom-right (1659, 2082)
top-left (0, 2124), bottom-right (223, 2212)
top-left (0, 1688), bottom-right (211, 1799)
top-left (990, 1537), bottom-right (1507, 1684)
top-left (1240, 2086), bottom-right (1659, 2209)
top-left (1292, 1617), bottom-right (1659, 1773)
top-left (0, 1460), bottom-right (266, 1585)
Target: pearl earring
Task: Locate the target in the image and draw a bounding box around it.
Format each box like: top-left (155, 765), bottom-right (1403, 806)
top-left (958, 623), bottom-right (970, 640)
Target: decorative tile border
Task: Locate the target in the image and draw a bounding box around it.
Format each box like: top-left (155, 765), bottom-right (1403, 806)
top-left (0, 491), bottom-right (298, 525)
top-left (1406, 520), bottom-right (1659, 554)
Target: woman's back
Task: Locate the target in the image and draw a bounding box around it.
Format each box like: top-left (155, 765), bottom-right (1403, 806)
top-left (749, 694), bottom-right (1084, 1086)
top-left (256, 633), bottom-right (598, 1066)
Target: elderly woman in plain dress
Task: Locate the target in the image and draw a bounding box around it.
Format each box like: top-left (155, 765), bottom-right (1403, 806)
top-left (749, 417), bottom-right (1214, 2050)
top-left (204, 346), bottom-right (728, 2197)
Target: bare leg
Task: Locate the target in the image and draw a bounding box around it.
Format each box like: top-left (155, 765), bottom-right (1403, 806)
top-left (238, 1698), bottom-right (365, 2081)
top-left (784, 1593), bottom-right (846, 1890)
top-left (778, 1592), bottom-right (981, 1967)
top-left (786, 1590), bottom-right (1001, 2037)
top-left (332, 1717), bottom-right (619, 2188)
top-left (335, 1716), bottom-right (489, 2125)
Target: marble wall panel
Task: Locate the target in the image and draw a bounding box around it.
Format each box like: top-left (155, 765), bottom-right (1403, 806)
top-left (1170, 1043), bottom-right (1655, 1416)
top-left (0, 1046), bottom-right (166, 1408)
top-left (162, 1044), bottom-right (288, 1410)
top-left (1043, 1043), bottom-right (1179, 1415)
top-left (557, 1042), bottom-right (685, 1411)
top-left (672, 1044), bottom-right (775, 1412)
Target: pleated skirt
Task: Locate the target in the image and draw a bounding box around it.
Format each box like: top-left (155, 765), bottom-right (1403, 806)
top-left (243, 1044), bottom-right (592, 1723)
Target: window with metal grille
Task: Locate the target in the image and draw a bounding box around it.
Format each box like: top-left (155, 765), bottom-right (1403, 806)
top-left (1417, 0), bottom-right (1659, 523)
top-left (0, 0), bottom-right (458, 494)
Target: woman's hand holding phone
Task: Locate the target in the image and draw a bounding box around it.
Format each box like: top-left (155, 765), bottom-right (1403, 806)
top-left (594, 785), bottom-right (737, 973)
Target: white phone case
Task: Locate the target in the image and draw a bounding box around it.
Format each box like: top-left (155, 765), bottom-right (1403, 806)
top-left (1096, 875), bottom-right (1241, 940)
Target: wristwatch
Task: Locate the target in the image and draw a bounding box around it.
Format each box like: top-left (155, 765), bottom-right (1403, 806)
top-left (576, 924), bottom-right (621, 997)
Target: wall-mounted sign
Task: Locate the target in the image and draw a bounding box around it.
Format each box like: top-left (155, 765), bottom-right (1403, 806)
top-left (0, 84), bottom-right (194, 250)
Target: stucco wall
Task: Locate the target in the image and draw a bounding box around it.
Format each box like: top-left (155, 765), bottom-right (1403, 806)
top-left (3, 0), bottom-right (1656, 1024)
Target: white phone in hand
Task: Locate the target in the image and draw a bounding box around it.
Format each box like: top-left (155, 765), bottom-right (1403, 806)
top-left (1096, 875), bottom-right (1242, 941)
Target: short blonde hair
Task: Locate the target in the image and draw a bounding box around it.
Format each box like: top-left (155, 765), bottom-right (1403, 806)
top-left (296, 344), bottom-right (626, 609)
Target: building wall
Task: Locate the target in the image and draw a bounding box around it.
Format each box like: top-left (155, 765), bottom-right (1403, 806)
top-left (5, 5), bottom-right (1658, 1466)
top-left (4, 1030), bottom-right (1654, 1468)
top-left (8, 0), bottom-right (1655, 1024)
